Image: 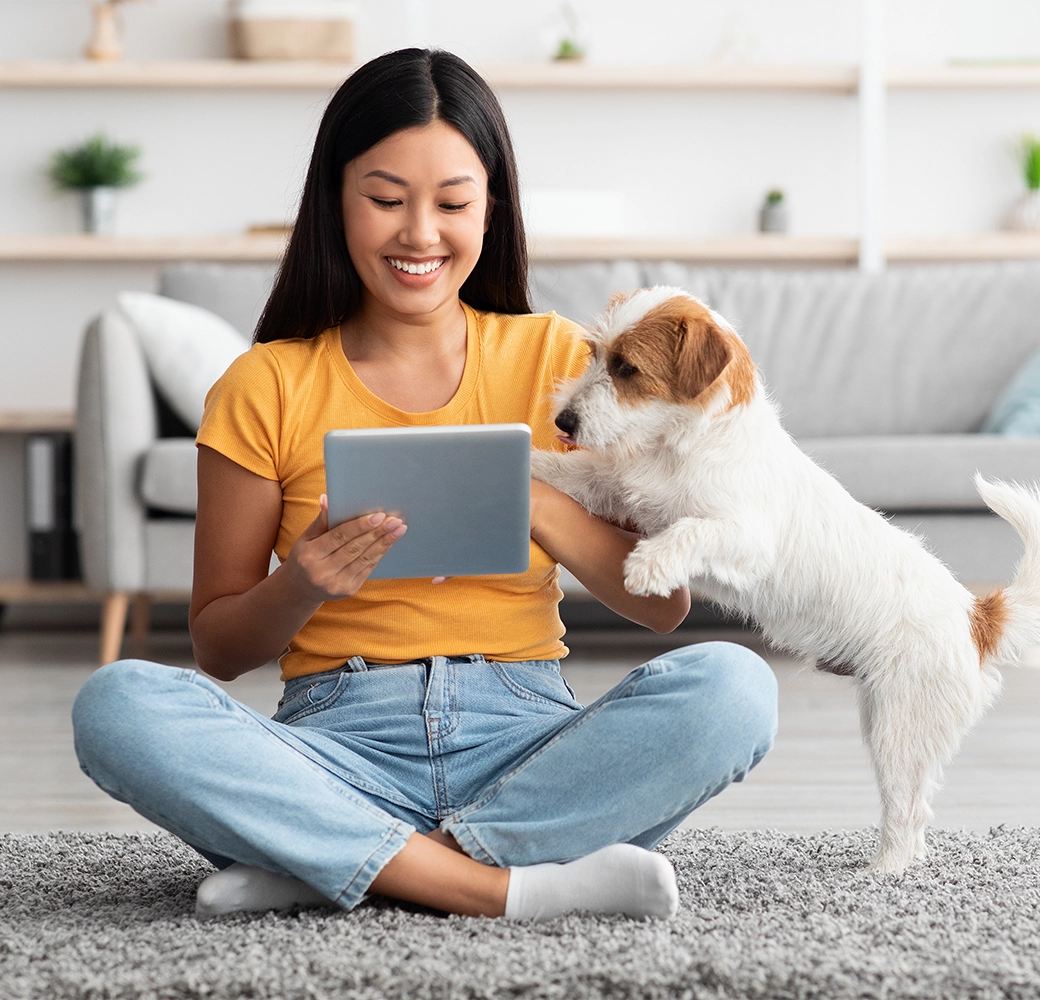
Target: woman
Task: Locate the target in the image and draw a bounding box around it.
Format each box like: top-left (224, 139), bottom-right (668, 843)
top-left (72, 48), bottom-right (777, 922)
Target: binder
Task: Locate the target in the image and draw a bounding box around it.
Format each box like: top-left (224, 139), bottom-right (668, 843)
top-left (26, 433), bottom-right (80, 580)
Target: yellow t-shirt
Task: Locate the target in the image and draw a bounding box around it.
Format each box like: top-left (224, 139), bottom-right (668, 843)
top-left (196, 303), bottom-right (588, 679)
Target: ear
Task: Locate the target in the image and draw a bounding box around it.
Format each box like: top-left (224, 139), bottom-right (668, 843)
top-left (674, 315), bottom-right (731, 401)
top-left (607, 289), bottom-right (634, 309)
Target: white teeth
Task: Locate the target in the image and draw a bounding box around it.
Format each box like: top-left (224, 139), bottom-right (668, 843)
top-left (388, 257), bottom-right (444, 275)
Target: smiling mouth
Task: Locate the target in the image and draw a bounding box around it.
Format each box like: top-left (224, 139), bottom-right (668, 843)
top-left (386, 257), bottom-right (446, 275)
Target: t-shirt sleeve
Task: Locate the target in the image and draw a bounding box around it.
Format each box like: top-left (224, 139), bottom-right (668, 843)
top-left (196, 346), bottom-right (283, 482)
top-left (549, 313), bottom-right (591, 386)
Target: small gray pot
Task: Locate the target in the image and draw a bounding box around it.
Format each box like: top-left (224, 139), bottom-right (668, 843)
top-left (759, 201), bottom-right (788, 234)
top-left (80, 186), bottom-right (118, 235)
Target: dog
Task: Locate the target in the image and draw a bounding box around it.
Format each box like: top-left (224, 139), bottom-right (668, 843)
top-left (531, 285), bottom-right (1040, 874)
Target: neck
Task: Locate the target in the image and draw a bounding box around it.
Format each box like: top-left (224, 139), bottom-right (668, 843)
top-left (341, 295), bottom-right (467, 363)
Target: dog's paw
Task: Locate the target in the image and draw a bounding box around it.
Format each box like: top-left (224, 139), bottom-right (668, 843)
top-left (529, 449), bottom-right (564, 484)
top-left (623, 542), bottom-right (684, 598)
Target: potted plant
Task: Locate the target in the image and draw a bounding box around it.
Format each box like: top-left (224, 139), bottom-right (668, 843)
top-left (48, 133), bottom-right (144, 235)
top-left (1006, 134), bottom-right (1040, 232)
top-left (552, 3), bottom-right (585, 61)
top-left (759, 189), bottom-right (788, 234)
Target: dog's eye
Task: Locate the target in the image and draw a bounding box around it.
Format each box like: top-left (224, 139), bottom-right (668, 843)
top-left (610, 356), bottom-right (639, 379)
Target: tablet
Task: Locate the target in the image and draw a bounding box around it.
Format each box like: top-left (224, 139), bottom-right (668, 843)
top-left (323, 424), bottom-right (532, 580)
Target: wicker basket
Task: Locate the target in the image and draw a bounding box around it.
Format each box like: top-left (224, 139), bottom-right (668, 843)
top-left (231, 17), bottom-right (354, 61)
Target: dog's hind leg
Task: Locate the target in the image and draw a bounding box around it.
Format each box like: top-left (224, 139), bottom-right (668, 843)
top-left (857, 663), bottom-right (985, 874)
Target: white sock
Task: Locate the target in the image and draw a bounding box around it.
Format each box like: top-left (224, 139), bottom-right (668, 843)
top-left (504, 843), bottom-right (679, 922)
top-left (195, 862), bottom-right (332, 918)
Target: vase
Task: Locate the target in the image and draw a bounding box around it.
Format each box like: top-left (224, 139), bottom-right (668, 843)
top-left (1006, 190), bottom-right (1040, 232)
top-left (84, 2), bottom-right (123, 62)
top-left (80, 187), bottom-right (118, 234)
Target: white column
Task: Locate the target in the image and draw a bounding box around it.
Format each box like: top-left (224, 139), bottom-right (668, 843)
top-left (859, 0), bottom-right (886, 272)
top-left (403, 0), bottom-right (432, 48)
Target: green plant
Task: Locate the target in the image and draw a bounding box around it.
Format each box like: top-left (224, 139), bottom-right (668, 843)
top-left (765, 189), bottom-right (785, 205)
top-left (48, 132), bottom-right (143, 190)
top-left (1022, 135), bottom-right (1040, 191)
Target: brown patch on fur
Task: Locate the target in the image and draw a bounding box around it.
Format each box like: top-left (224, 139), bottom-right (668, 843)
top-left (969, 589), bottom-right (1008, 662)
top-left (816, 658), bottom-right (858, 677)
top-left (607, 289), bottom-right (636, 310)
top-left (607, 296), bottom-right (756, 412)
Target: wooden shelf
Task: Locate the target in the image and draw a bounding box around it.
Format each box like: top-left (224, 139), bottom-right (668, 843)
top-left (529, 235), bottom-right (860, 262)
top-left (4, 233), bottom-right (1040, 264)
top-left (0, 59), bottom-right (862, 92)
top-left (888, 233), bottom-right (1040, 260)
top-left (0, 580), bottom-right (100, 603)
top-left (0, 233), bottom-right (288, 262)
top-left (0, 410), bottom-right (74, 432)
top-left (0, 580), bottom-right (190, 603)
top-left (5, 60), bottom-right (1040, 93)
top-left (888, 63), bottom-right (1040, 89)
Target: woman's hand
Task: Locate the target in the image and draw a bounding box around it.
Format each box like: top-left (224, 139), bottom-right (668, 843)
top-left (283, 495), bottom-right (407, 603)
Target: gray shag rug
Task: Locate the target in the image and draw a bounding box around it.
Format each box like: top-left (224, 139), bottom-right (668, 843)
top-left (2, 828), bottom-right (1040, 1000)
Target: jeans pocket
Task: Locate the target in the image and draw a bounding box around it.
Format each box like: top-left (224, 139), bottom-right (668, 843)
top-left (490, 660), bottom-right (581, 709)
top-left (274, 670), bottom-right (351, 725)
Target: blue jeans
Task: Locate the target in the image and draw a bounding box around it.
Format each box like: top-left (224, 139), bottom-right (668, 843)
top-left (72, 642), bottom-right (776, 911)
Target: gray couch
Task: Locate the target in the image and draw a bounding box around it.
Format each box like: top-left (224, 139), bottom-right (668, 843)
top-left (75, 260), bottom-right (1040, 661)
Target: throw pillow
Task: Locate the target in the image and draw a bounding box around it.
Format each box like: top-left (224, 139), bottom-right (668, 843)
top-left (983, 347), bottom-right (1040, 435)
top-left (117, 291), bottom-right (250, 432)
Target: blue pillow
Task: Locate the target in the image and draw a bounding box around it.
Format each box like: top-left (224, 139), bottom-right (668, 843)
top-left (983, 347), bottom-right (1040, 435)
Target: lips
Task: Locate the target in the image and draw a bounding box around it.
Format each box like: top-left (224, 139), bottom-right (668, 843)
top-left (557, 433), bottom-right (577, 446)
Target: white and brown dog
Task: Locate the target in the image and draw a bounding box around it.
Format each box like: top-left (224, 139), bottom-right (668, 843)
top-left (531, 285), bottom-right (1040, 874)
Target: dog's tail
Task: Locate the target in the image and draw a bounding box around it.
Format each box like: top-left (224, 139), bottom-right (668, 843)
top-left (974, 474), bottom-right (1040, 663)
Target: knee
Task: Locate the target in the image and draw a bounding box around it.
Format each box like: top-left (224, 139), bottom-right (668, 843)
top-left (72, 659), bottom-right (185, 776)
top-left (654, 641), bottom-right (778, 756)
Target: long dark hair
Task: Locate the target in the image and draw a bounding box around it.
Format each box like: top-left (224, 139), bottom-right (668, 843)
top-left (255, 48), bottom-right (530, 344)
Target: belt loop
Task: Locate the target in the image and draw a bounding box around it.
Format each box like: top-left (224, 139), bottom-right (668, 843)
top-left (345, 655), bottom-right (367, 672)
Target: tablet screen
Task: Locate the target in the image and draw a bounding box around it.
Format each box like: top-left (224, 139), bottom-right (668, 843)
top-left (323, 424), bottom-right (531, 580)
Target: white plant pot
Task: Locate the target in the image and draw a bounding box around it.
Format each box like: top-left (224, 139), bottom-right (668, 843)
top-left (80, 186), bottom-right (118, 235)
top-left (1006, 190), bottom-right (1040, 232)
top-left (759, 202), bottom-right (788, 234)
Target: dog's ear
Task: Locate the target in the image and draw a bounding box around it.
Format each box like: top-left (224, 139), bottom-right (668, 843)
top-left (607, 289), bottom-right (635, 309)
top-left (674, 314), bottom-right (731, 401)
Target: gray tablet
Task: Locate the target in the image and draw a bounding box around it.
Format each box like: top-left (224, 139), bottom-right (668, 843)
top-left (323, 424), bottom-right (532, 580)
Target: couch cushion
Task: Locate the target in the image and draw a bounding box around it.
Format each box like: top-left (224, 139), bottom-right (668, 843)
top-left (160, 262), bottom-right (277, 339)
top-left (800, 434), bottom-right (1040, 510)
top-left (139, 438), bottom-right (197, 514)
top-left (118, 292), bottom-right (250, 431)
top-left (983, 343), bottom-right (1040, 434)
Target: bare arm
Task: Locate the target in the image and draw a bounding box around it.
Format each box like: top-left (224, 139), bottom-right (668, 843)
top-left (189, 446), bottom-right (406, 681)
top-left (530, 479), bottom-right (690, 633)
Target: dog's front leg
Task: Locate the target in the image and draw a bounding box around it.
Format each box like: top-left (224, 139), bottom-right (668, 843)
top-left (529, 449), bottom-right (618, 520)
top-left (624, 517), bottom-right (769, 597)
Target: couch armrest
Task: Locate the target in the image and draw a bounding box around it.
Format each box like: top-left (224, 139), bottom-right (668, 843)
top-left (74, 311), bottom-right (158, 592)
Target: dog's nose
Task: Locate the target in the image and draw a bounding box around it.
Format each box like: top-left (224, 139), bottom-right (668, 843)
top-left (555, 409), bottom-right (579, 436)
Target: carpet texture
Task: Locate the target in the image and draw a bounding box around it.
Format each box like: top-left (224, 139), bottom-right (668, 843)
top-left (3, 827), bottom-right (1040, 999)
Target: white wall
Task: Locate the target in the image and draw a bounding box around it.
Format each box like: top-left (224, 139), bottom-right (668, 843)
top-left (1, 0), bottom-right (1039, 573)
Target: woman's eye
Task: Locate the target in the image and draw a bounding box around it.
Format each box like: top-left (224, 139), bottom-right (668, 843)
top-left (371, 198), bottom-right (401, 209)
top-left (441, 202), bottom-right (471, 212)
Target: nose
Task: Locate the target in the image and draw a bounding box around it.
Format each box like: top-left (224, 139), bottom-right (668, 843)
top-left (555, 409), bottom-right (579, 435)
top-left (401, 204), bottom-right (438, 250)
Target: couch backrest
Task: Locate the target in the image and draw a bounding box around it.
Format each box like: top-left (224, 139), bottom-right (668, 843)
top-left (532, 261), bottom-right (1040, 438)
top-left (162, 260), bottom-right (1040, 438)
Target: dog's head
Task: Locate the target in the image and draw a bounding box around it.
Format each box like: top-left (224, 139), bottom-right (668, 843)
top-left (554, 286), bottom-right (758, 449)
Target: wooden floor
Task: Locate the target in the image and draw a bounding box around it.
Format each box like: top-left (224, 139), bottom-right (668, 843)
top-left (2, 627), bottom-right (1040, 836)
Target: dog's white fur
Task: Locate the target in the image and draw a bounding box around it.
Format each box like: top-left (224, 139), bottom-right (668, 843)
top-left (532, 286), bottom-right (1040, 874)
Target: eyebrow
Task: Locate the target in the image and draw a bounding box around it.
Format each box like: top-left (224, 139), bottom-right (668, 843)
top-left (361, 170), bottom-right (478, 188)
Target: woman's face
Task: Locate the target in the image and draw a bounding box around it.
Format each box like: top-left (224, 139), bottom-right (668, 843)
top-left (341, 120), bottom-right (490, 320)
